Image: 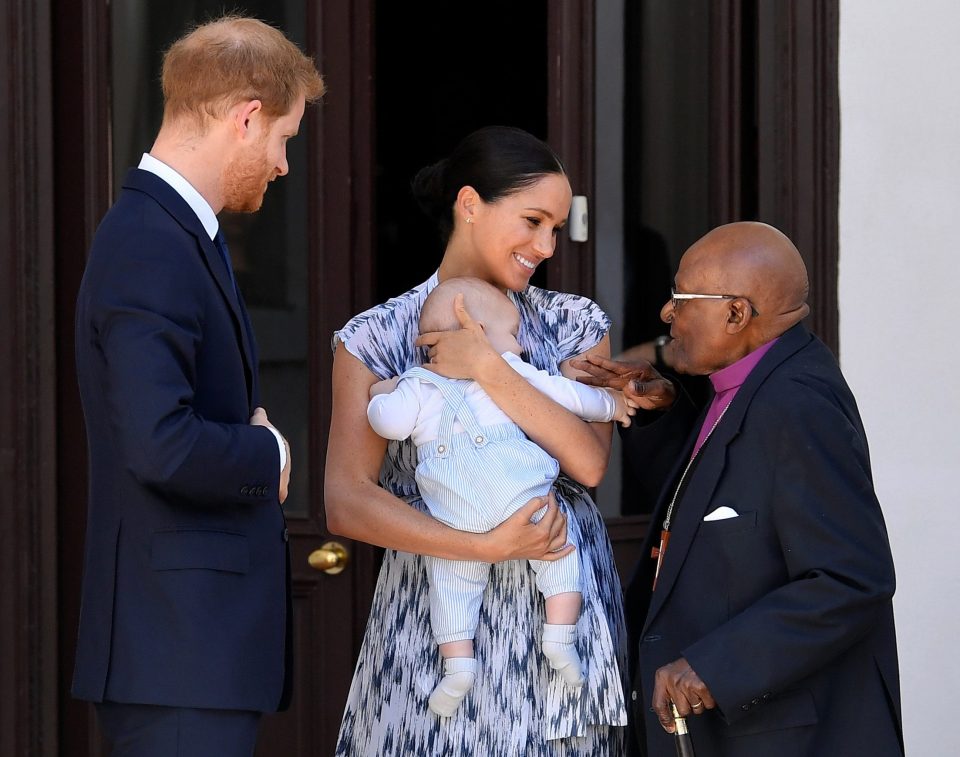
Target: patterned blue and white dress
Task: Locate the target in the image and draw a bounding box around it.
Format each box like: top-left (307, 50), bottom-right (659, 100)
top-left (333, 272), bottom-right (627, 756)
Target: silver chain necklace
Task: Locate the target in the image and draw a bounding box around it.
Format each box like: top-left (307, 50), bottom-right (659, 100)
top-left (651, 401), bottom-right (731, 591)
top-left (663, 402), bottom-right (731, 531)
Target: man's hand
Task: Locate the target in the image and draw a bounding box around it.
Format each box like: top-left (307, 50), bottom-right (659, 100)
top-left (651, 657), bottom-right (716, 732)
top-left (250, 407), bottom-right (291, 504)
top-left (482, 491), bottom-right (573, 562)
top-left (279, 436), bottom-right (291, 504)
top-left (415, 293), bottom-right (500, 380)
top-left (571, 354), bottom-right (677, 411)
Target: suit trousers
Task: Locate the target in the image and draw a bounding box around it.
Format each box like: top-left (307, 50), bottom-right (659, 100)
top-left (96, 701), bottom-right (261, 757)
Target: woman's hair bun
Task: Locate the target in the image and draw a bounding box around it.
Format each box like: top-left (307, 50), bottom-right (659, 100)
top-left (410, 158), bottom-right (450, 224)
top-left (411, 126), bottom-right (565, 246)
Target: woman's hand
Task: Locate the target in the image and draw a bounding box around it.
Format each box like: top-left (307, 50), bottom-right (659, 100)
top-left (416, 293), bottom-right (501, 380)
top-left (481, 491), bottom-right (573, 562)
top-left (571, 353), bottom-right (677, 411)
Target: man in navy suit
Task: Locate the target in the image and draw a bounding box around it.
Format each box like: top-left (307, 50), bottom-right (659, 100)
top-left (576, 223), bottom-right (903, 756)
top-left (72, 16), bottom-right (324, 756)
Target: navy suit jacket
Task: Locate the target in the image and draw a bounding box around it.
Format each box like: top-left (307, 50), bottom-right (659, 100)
top-left (621, 324), bottom-right (903, 757)
top-left (72, 168), bottom-right (292, 712)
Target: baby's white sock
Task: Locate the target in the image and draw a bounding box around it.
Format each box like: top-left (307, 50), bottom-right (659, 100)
top-left (542, 623), bottom-right (585, 687)
top-left (428, 657), bottom-right (477, 717)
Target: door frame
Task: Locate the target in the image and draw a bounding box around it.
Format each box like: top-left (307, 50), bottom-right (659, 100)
top-left (1, 1), bottom-right (60, 755)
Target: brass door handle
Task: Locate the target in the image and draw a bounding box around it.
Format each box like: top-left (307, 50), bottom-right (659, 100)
top-left (308, 541), bottom-right (349, 575)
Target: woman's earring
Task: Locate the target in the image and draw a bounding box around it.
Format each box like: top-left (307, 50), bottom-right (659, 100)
top-left (465, 217), bottom-right (473, 224)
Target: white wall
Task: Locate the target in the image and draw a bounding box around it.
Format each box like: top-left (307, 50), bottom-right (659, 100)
top-left (839, 1), bottom-right (960, 752)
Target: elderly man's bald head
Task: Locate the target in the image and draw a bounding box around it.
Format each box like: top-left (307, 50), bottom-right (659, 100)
top-left (663, 222), bottom-right (810, 374)
top-left (684, 222), bottom-right (809, 326)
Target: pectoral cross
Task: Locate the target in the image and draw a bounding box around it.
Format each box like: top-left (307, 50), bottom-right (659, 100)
top-left (651, 529), bottom-right (670, 591)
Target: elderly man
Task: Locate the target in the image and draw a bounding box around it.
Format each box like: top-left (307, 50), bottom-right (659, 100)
top-left (576, 222), bottom-right (903, 757)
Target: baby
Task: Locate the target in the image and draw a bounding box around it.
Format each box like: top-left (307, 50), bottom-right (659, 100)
top-left (367, 277), bottom-right (634, 717)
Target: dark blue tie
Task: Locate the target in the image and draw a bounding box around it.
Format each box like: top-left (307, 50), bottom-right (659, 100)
top-left (214, 229), bottom-right (237, 293)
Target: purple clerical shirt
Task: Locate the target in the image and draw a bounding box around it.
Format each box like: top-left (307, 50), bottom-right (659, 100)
top-left (691, 338), bottom-right (779, 458)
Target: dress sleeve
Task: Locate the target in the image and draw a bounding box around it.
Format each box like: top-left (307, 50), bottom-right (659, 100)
top-left (332, 294), bottom-right (423, 381)
top-left (548, 291), bottom-right (612, 361)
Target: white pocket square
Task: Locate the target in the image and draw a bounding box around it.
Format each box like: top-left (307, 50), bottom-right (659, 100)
top-left (703, 506), bottom-right (739, 522)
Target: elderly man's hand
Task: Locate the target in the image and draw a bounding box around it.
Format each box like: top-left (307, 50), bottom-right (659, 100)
top-left (651, 657), bottom-right (716, 732)
top-left (570, 354), bottom-right (677, 411)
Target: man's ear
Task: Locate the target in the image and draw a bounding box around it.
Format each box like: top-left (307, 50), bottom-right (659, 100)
top-left (455, 186), bottom-right (481, 225)
top-left (725, 299), bottom-right (753, 334)
top-left (233, 99), bottom-right (264, 139)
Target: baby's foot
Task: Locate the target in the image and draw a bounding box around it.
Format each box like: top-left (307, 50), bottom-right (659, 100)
top-left (428, 657), bottom-right (477, 717)
top-left (542, 623), bottom-right (585, 687)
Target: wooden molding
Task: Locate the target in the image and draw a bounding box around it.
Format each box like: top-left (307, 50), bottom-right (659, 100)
top-left (755, 0), bottom-right (840, 352)
top-left (547, 0), bottom-right (596, 298)
top-left (0, 1), bottom-right (60, 755)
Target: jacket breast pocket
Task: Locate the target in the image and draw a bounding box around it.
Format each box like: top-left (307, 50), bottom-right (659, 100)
top-left (150, 529), bottom-right (249, 574)
top-left (696, 509), bottom-right (758, 538)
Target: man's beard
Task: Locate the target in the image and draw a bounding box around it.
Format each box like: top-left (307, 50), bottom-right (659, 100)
top-left (222, 147), bottom-right (273, 213)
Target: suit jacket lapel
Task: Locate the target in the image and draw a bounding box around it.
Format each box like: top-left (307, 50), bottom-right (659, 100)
top-left (123, 168), bottom-right (257, 408)
top-left (199, 232), bottom-right (258, 407)
top-left (642, 324), bottom-right (815, 633)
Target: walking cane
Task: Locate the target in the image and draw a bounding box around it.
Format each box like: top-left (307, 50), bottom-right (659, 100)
top-left (670, 703), bottom-right (697, 757)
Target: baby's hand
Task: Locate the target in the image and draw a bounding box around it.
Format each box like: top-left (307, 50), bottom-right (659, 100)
top-left (610, 389), bottom-right (637, 428)
top-left (369, 376), bottom-right (400, 399)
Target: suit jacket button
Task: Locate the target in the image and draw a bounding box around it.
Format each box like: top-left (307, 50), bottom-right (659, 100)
top-left (256, 486), bottom-right (265, 496)
top-left (751, 697), bottom-right (761, 706)
top-left (631, 690), bottom-right (638, 701)
top-left (762, 692), bottom-right (772, 701)
top-left (282, 528), bottom-right (289, 542)
top-left (741, 704), bottom-right (751, 711)
top-left (240, 486), bottom-right (250, 496)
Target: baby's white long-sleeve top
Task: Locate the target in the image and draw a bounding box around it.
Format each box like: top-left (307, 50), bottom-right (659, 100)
top-left (367, 351), bottom-right (618, 446)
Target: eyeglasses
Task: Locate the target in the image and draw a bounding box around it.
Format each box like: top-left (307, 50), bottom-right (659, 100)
top-left (670, 288), bottom-right (760, 316)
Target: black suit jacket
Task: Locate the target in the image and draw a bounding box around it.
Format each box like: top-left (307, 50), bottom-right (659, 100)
top-left (621, 324), bottom-right (903, 757)
top-left (72, 168), bottom-right (292, 712)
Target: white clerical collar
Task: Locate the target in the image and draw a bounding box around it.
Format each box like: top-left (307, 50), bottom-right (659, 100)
top-left (138, 153), bottom-right (218, 240)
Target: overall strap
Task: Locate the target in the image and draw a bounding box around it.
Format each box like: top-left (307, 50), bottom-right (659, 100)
top-left (404, 367), bottom-right (488, 448)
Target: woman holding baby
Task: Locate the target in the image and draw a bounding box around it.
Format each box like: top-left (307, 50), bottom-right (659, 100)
top-left (325, 126), bottom-right (628, 755)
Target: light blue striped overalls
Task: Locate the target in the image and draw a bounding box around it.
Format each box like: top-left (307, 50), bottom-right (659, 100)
top-left (404, 367), bottom-right (582, 644)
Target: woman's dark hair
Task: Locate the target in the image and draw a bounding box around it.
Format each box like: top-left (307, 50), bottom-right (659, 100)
top-left (411, 126), bottom-right (565, 245)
